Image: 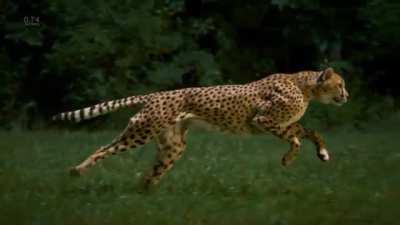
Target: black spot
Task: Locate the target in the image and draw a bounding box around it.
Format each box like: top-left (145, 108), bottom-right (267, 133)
top-left (135, 140), bottom-right (145, 145)
top-left (79, 110), bottom-right (84, 120)
top-left (153, 164), bottom-right (162, 172)
top-left (88, 108), bottom-right (94, 117)
top-left (140, 135), bottom-right (147, 140)
top-left (163, 146), bottom-right (172, 151)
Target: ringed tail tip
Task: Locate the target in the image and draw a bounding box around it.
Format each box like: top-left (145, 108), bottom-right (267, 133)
top-left (51, 114), bottom-right (60, 121)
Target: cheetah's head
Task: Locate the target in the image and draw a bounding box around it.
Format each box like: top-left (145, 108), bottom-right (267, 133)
top-left (313, 67), bottom-right (349, 106)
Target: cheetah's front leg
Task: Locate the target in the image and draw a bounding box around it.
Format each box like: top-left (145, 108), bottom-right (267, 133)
top-left (268, 123), bottom-right (305, 166)
top-left (277, 124), bottom-right (331, 163)
top-left (252, 115), bottom-right (302, 166)
top-left (304, 129), bottom-right (330, 161)
top-left (273, 123), bottom-right (331, 165)
top-left (252, 116), bottom-right (330, 166)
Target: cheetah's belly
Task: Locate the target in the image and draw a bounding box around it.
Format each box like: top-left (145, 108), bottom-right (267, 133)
top-left (175, 111), bottom-right (253, 134)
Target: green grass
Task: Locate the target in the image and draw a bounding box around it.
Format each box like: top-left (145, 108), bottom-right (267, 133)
top-left (1, 116), bottom-right (400, 225)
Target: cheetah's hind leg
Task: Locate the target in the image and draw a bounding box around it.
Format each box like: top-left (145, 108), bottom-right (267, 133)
top-left (141, 122), bottom-right (188, 191)
top-left (69, 115), bottom-right (156, 176)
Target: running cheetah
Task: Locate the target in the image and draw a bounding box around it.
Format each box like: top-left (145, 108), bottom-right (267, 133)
top-left (53, 67), bottom-right (349, 188)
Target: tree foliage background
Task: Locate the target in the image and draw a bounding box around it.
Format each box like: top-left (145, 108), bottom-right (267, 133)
top-left (1, 0), bottom-right (400, 129)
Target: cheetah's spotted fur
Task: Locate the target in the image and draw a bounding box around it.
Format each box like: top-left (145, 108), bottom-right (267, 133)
top-left (53, 68), bottom-right (349, 188)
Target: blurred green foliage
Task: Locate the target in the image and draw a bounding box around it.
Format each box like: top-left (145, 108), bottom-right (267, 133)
top-left (1, 0), bottom-right (399, 129)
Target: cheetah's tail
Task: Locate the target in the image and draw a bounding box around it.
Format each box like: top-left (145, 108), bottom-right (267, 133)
top-left (51, 95), bottom-right (146, 122)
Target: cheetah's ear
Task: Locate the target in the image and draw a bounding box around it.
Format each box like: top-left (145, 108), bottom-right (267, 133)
top-left (317, 67), bottom-right (334, 84)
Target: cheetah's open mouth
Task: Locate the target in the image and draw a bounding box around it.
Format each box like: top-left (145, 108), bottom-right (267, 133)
top-left (333, 97), bottom-right (341, 102)
top-left (333, 97), bottom-right (345, 105)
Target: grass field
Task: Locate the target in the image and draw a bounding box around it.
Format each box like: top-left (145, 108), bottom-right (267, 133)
top-left (1, 116), bottom-right (399, 225)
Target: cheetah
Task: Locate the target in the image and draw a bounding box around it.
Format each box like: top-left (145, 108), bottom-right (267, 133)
top-left (53, 67), bottom-right (349, 188)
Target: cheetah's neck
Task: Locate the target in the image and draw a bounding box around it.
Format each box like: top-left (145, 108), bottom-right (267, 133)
top-left (289, 71), bottom-right (322, 102)
top-left (252, 70), bottom-right (323, 102)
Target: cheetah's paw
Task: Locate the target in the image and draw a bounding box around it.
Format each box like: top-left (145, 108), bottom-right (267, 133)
top-left (317, 148), bottom-right (330, 161)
